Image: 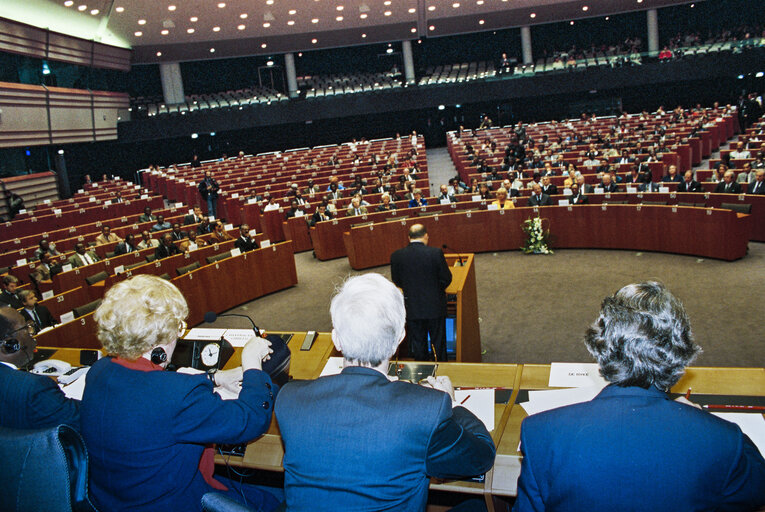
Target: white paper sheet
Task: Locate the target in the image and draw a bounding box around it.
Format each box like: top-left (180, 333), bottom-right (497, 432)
top-left (712, 413), bottom-right (765, 457)
top-left (320, 357), bottom-right (345, 377)
top-left (454, 388), bottom-right (495, 432)
top-left (548, 362), bottom-right (608, 388)
top-left (222, 329), bottom-right (256, 347)
top-left (184, 328), bottom-right (226, 341)
top-left (59, 374), bottom-right (87, 400)
top-left (520, 386), bottom-right (601, 416)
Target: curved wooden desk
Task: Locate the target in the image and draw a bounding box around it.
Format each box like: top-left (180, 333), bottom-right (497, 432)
top-left (343, 205), bottom-right (752, 269)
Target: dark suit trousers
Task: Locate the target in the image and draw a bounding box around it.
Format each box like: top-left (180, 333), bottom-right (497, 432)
top-left (407, 317), bottom-right (447, 362)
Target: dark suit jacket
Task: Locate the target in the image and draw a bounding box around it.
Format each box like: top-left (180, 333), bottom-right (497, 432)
top-left (21, 304), bottom-right (55, 331)
top-left (570, 193), bottom-right (589, 204)
top-left (276, 366), bottom-right (495, 512)
top-left (0, 290), bottom-right (23, 309)
top-left (81, 357), bottom-right (276, 512)
top-left (170, 230), bottom-right (187, 242)
top-left (391, 242), bottom-right (452, 320)
top-left (581, 183), bottom-right (595, 194)
top-left (600, 182), bottom-right (619, 193)
top-left (197, 178), bottom-right (219, 200)
top-left (0, 363), bottom-right (79, 430)
top-left (528, 193), bottom-right (553, 207)
top-left (234, 236), bottom-right (257, 252)
top-left (662, 175), bottom-right (683, 183)
top-left (514, 385), bottom-right (765, 512)
top-left (715, 181), bottom-right (743, 194)
top-left (183, 214), bottom-right (204, 225)
top-left (678, 180), bottom-right (704, 192)
top-left (747, 180), bottom-right (765, 195)
top-left (113, 242), bottom-right (138, 255)
top-left (541, 185), bottom-right (558, 196)
top-left (154, 243), bottom-right (180, 260)
top-left (310, 210), bottom-right (332, 226)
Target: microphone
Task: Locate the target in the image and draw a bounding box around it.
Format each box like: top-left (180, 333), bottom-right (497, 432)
top-left (204, 311), bottom-right (261, 335)
top-left (442, 244), bottom-right (465, 267)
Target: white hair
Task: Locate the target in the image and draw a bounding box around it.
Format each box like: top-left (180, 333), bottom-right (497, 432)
top-left (330, 273), bottom-right (405, 367)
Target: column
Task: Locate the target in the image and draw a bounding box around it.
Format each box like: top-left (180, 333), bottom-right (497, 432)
top-left (521, 26), bottom-right (533, 65)
top-left (647, 9), bottom-right (659, 56)
top-left (284, 52), bottom-right (298, 98)
top-left (402, 40), bottom-right (415, 85)
top-left (159, 62), bottom-right (185, 105)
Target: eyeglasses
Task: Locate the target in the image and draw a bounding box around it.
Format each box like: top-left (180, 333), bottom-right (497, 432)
top-left (6, 322), bottom-right (35, 337)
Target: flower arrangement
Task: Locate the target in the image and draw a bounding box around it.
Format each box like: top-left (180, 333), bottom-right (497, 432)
top-left (521, 215), bottom-right (553, 254)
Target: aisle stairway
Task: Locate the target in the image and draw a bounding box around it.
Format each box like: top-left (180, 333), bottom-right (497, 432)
top-left (426, 147), bottom-right (459, 196)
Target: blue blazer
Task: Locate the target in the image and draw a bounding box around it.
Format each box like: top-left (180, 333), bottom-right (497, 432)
top-left (0, 363), bottom-right (80, 430)
top-left (81, 358), bottom-right (277, 512)
top-left (514, 384), bottom-right (765, 512)
top-left (275, 366), bottom-right (496, 512)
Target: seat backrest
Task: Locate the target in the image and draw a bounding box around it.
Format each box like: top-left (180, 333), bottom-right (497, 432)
top-left (73, 299), bottom-right (102, 318)
top-left (176, 261), bottom-right (201, 276)
top-left (85, 271), bottom-right (108, 286)
top-left (145, 254), bottom-right (156, 263)
top-left (206, 251), bottom-right (232, 264)
top-left (159, 273), bottom-right (171, 281)
top-left (0, 425), bottom-right (97, 512)
top-left (641, 201), bottom-right (668, 206)
top-left (720, 202), bottom-right (752, 214)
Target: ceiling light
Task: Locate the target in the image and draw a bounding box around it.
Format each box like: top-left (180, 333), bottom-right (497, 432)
top-left (161, 29), bottom-right (169, 34)
top-left (190, 16), bottom-right (198, 22)
top-left (452, 2), bottom-right (460, 7)
top-left (115, 5), bottom-right (124, 12)
top-left (384, 11), bottom-right (391, 16)
top-left (239, 13), bottom-right (247, 19)
top-left (479, 19), bottom-right (484, 24)
top-left (311, 38), bottom-right (318, 44)
top-left (64, 0), bottom-right (73, 6)
top-left (477, 0), bottom-right (484, 4)
top-left (605, 16), bottom-right (609, 20)
top-left (134, 31), bottom-right (142, 36)
top-left (138, 19), bottom-right (146, 25)
top-left (411, 27), bottom-right (416, 32)
top-left (408, 7), bottom-right (415, 13)
top-left (428, 5), bottom-right (435, 11)
top-left (212, 26), bottom-right (220, 31)
top-left (191, 133), bottom-right (198, 139)
top-left (386, 48), bottom-right (393, 54)
top-left (530, 12), bottom-right (536, 18)
top-left (266, 0), bottom-right (273, 3)
top-left (362, 33), bottom-right (367, 38)
top-left (187, 28), bottom-right (195, 33)
top-left (217, 2), bottom-right (226, 7)
top-left (168, 5), bottom-right (176, 11)
top-left (210, 48), bottom-right (215, 53)
top-left (360, 13), bottom-right (367, 18)
top-left (582, 5), bottom-right (588, 11)
top-left (156, 51), bottom-right (162, 56)
top-left (336, 15), bottom-right (343, 20)
top-left (429, 25), bottom-right (435, 30)
top-left (263, 22), bottom-right (270, 27)
top-left (77, 5), bottom-right (86, 11)
top-left (311, 18), bottom-right (319, 23)
top-left (637, 0), bottom-right (643, 2)
top-left (287, 20), bottom-right (295, 25)
top-left (90, 8), bottom-right (99, 14)
top-left (384, 0), bottom-right (391, 4)
top-left (336, 5), bottom-right (344, 10)
top-left (288, 9), bottom-right (296, 14)
top-left (237, 24), bottom-right (245, 30)
top-left (267, 60), bottom-right (274, 66)
top-left (570, 20), bottom-right (575, 25)
top-left (261, 43), bottom-right (267, 48)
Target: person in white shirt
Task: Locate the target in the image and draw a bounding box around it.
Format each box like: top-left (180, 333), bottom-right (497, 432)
top-left (730, 142), bottom-right (751, 160)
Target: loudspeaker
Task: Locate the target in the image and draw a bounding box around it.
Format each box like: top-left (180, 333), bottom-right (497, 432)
top-left (150, 347), bottom-right (167, 365)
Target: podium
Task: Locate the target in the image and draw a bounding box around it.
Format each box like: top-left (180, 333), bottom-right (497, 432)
top-left (444, 253), bottom-right (482, 362)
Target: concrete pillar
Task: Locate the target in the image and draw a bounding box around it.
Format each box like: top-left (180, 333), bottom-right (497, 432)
top-left (521, 26), bottom-right (533, 65)
top-left (284, 52), bottom-right (298, 98)
top-left (402, 40), bottom-right (415, 85)
top-left (647, 9), bottom-right (659, 55)
top-left (159, 62), bottom-right (185, 105)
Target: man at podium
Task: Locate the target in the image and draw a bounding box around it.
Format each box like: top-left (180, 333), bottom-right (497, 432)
top-left (391, 224), bottom-right (452, 361)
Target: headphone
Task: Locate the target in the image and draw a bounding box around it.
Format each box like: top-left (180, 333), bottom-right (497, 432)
top-left (150, 347), bottom-right (167, 365)
top-left (2, 336), bottom-right (21, 354)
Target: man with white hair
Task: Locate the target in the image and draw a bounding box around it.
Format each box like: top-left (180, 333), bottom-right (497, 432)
top-left (275, 273), bottom-right (495, 512)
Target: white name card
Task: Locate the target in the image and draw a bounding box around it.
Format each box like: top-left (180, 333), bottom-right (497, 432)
top-left (61, 264), bottom-right (73, 273)
top-left (260, 240), bottom-right (271, 248)
top-left (594, 187), bottom-right (604, 194)
top-left (114, 265), bottom-right (125, 275)
top-left (626, 186), bottom-right (637, 193)
top-left (247, 198), bottom-right (257, 205)
top-left (223, 223), bottom-right (234, 230)
top-left (174, 202), bottom-right (183, 208)
top-left (486, 203), bottom-right (498, 210)
top-left (548, 362), bottom-right (608, 388)
top-left (140, 194), bottom-right (149, 199)
top-left (471, 195), bottom-right (481, 201)
top-left (53, 209), bottom-right (62, 215)
top-left (104, 200), bottom-right (112, 206)
top-left (562, 188), bottom-right (572, 196)
top-left (558, 199), bottom-right (570, 206)
top-left (208, 216), bottom-right (216, 221)
top-left (44, 199), bottom-right (51, 204)
top-left (659, 186), bottom-right (670, 193)
top-left (18, 209), bottom-right (27, 214)
top-left (230, 248), bottom-right (242, 257)
top-left (89, 197), bottom-right (97, 202)
top-left (41, 290), bottom-right (54, 300)
top-left (16, 258), bottom-right (27, 266)
top-left (440, 198), bottom-right (452, 205)
top-left (248, 229), bottom-right (258, 237)
top-left (231, 193), bottom-right (240, 199)
top-left (60, 311), bottom-right (75, 324)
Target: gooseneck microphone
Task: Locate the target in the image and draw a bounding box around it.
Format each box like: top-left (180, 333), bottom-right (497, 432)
top-left (441, 244), bottom-right (465, 267)
top-left (203, 311), bottom-right (261, 335)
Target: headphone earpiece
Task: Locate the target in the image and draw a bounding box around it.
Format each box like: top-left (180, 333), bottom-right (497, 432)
top-left (150, 347), bottom-right (167, 365)
top-left (2, 338), bottom-right (21, 354)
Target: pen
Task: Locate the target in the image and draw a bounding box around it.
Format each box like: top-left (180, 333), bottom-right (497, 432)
top-left (685, 388), bottom-right (692, 400)
top-left (460, 394), bottom-right (471, 405)
top-left (703, 404), bottom-right (765, 411)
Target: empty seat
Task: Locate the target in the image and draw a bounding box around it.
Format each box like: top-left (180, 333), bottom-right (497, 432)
top-left (176, 261), bottom-right (201, 276)
top-left (206, 251), bottom-right (232, 264)
top-left (73, 299), bottom-right (102, 318)
top-left (720, 202), bottom-right (752, 214)
top-left (85, 271), bottom-right (108, 285)
top-left (642, 201), bottom-right (668, 205)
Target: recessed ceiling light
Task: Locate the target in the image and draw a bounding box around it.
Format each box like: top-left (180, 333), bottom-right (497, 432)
top-left (311, 18), bottom-right (319, 23)
top-left (210, 48), bottom-right (215, 53)
top-left (138, 19), bottom-right (146, 25)
top-left (263, 22), bottom-right (271, 27)
top-left (239, 13), bottom-right (247, 19)
top-left (134, 31), bottom-right (142, 36)
top-left (212, 26), bottom-right (220, 31)
top-left (429, 25), bottom-right (435, 30)
top-left (384, 11), bottom-right (391, 16)
top-left (605, 16), bottom-right (609, 20)
top-left (410, 27), bottom-right (416, 33)
top-left (637, 0), bottom-right (643, 2)
top-left (336, 5), bottom-right (344, 11)
top-left (156, 51), bottom-right (162, 56)
top-left (384, 0), bottom-right (391, 4)
top-left (336, 15), bottom-right (343, 20)
top-left (452, 2), bottom-right (460, 7)
top-left (115, 5), bottom-right (124, 12)
top-left (287, 20), bottom-right (295, 25)
top-left (479, 19), bottom-right (484, 24)
top-left (428, 5), bottom-right (435, 11)
top-left (90, 8), bottom-right (99, 14)
top-left (77, 5), bottom-right (86, 11)
top-left (266, 0), bottom-right (273, 4)
top-left (237, 24), bottom-right (245, 30)
top-left (408, 7), bottom-right (415, 13)
top-left (190, 16), bottom-right (198, 22)
top-left (311, 38), bottom-right (318, 44)
top-left (477, 0), bottom-right (484, 3)
top-left (161, 29), bottom-right (169, 34)
top-left (288, 9), bottom-right (296, 14)
top-left (582, 5), bottom-right (589, 11)
top-left (360, 13), bottom-right (367, 18)
top-left (530, 12), bottom-right (536, 18)
top-left (217, 2), bottom-right (226, 7)
top-left (261, 43), bottom-right (267, 48)
top-left (187, 28), bottom-right (195, 33)
top-left (168, 5), bottom-right (176, 11)
top-left (570, 20), bottom-right (575, 25)
top-left (64, 0), bottom-right (73, 6)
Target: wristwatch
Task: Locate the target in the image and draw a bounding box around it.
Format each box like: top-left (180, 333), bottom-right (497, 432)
top-left (206, 368), bottom-right (217, 386)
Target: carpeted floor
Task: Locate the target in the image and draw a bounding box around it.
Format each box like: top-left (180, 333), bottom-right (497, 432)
top-left (225, 241), bottom-right (765, 368)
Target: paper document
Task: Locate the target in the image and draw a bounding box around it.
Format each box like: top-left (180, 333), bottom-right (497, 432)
top-left (454, 388), bottom-right (495, 432)
top-left (520, 386), bottom-right (601, 416)
top-left (184, 328), bottom-right (226, 341)
top-left (548, 362), bottom-right (608, 388)
top-left (59, 375), bottom-right (87, 400)
top-left (222, 329), bottom-right (256, 347)
top-left (712, 413), bottom-right (765, 457)
top-left (320, 357), bottom-right (345, 377)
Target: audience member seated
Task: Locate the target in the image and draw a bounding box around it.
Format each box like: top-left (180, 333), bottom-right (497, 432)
top-left (210, 221), bottom-right (234, 243)
top-left (136, 230), bottom-right (159, 250)
top-left (80, 275), bottom-right (283, 512)
top-left (184, 206), bottom-right (205, 225)
top-left (114, 234), bottom-right (140, 255)
top-left (736, 162), bottom-right (756, 184)
top-left (513, 281), bottom-right (765, 511)
top-left (540, 176), bottom-right (558, 196)
top-left (138, 207), bottom-right (157, 223)
top-left (491, 187), bottom-right (516, 210)
top-left (0, 276), bottom-right (23, 309)
top-left (346, 197), bottom-right (368, 217)
top-left (437, 185), bottom-right (456, 204)
top-left (408, 189), bottom-right (428, 208)
top-left (95, 225), bottom-right (122, 246)
top-left (310, 204), bottom-right (333, 226)
top-left (600, 173), bottom-right (619, 192)
top-left (748, 170), bottom-right (765, 195)
top-left (18, 290), bottom-right (55, 333)
top-left (576, 175), bottom-right (594, 194)
top-left (234, 224), bottom-right (257, 252)
top-left (154, 234), bottom-right (180, 260)
top-left (714, 170), bottom-right (743, 194)
top-left (30, 252), bottom-right (62, 286)
top-left (730, 141), bottom-right (751, 160)
top-left (197, 217), bottom-right (213, 234)
top-left (69, 242), bottom-right (101, 267)
top-left (262, 195), bottom-right (280, 212)
top-left (0, 306), bottom-right (79, 429)
top-left (33, 239), bottom-right (60, 261)
top-left (170, 223), bottom-right (188, 242)
top-left (570, 183), bottom-right (588, 204)
top-left (303, 179), bottom-right (320, 197)
top-left (151, 215), bottom-right (172, 232)
top-left (624, 165), bottom-right (648, 191)
top-left (662, 164), bottom-right (683, 183)
top-left (179, 232), bottom-right (206, 253)
top-left (528, 183), bottom-right (553, 207)
top-left (275, 274), bottom-right (496, 511)
top-left (677, 171), bottom-right (703, 192)
top-left (285, 200), bottom-right (307, 219)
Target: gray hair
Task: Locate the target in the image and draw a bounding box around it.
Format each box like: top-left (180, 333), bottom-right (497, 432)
top-left (17, 290), bottom-right (34, 302)
top-left (584, 281), bottom-right (701, 390)
top-left (329, 273), bottom-right (405, 367)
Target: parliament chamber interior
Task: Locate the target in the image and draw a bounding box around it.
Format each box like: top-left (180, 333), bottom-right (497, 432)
top-left (0, 0), bottom-right (764, 510)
